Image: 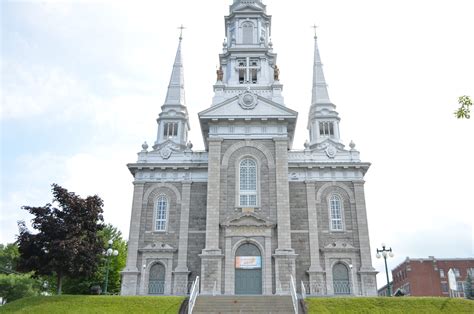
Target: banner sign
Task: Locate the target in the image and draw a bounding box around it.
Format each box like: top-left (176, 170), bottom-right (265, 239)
top-left (235, 256), bottom-right (262, 269)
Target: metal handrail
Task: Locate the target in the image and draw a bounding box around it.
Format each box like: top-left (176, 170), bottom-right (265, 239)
top-left (301, 280), bottom-right (306, 300)
top-left (289, 275), bottom-right (298, 314)
top-left (188, 276), bottom-right (199, 314)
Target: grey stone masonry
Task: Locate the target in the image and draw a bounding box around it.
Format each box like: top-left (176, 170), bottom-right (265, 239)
top-left (305, 181), bottom-right (324, 273)
top-left (173, 181), bottom-right (192, 294)
top-left (201, 137), bottom-right (224, 294)
top-left (273, 137), bottom-right (292, 250)
top-left (121, 182), bottom-right (145, 295)
top-left (204, 138), bottom-right (223, 250)
top-left (353, 181), bottom-right (374, 271)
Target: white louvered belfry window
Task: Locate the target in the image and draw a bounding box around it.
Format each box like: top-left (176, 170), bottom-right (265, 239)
top-left (239, 158), bottom-right (257, 207)
top-left (330, 195), bottom-right (343, 231)
top-left (155, 196), bottom-right (168, 231)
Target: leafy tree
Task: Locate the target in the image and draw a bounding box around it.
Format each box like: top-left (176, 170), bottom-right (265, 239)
top-left (465, 273), bottom-right (473, 300)
top-left (60, 224), bottom-right (127, 295)
top-left (0, 243), bottom-right (20, 273)
top-left (16, 184), bottom-right (104, 295)
top-left (0, 273), bottom-right (40, 303)
top-left (454, 95), bottom-right (472, 119)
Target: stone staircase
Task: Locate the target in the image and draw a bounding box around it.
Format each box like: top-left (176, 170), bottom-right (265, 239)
top-left (192, 295), bottom-right (296, 314)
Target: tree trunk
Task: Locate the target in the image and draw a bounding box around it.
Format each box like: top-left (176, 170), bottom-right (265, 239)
top-left (57, 272), bottom-right (63, 295)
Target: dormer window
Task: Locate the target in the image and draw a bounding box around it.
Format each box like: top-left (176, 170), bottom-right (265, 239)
top-left (319, 121), bottom-right (334, 137)
top-left (163, 122), bottom-right (178, 138)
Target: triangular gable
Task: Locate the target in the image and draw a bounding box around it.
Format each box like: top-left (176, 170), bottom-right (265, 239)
top-left (221, 212), bottom-right (275, 228)
top-left (199, 95), bottom-right (297, 119)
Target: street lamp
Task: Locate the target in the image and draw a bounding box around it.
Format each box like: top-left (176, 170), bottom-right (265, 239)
top-left (103, 239), bottom-right (119, 294)
top-left (376, 243), bottom-right (394, 296)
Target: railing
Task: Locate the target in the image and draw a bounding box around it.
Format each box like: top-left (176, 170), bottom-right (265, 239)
top-left (188, 276), bottom-right (199, 314)
top-left (301, 281), bottom-right (307, 300)
top-left (289, 275), bottom-right (298, 314)
top-left (148, 280), bottom-right (165, 295)
top-left (333, 280), bottom-right (351, 295)
top-left (301, 281), bottom-right (326, 296)
top-left (172, 281), bottom-right (194, 295)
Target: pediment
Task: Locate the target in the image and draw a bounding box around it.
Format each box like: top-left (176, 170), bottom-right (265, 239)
top-left (139, 242), bottom-right (176, 253)
top-left (323, 240), bottom-right (356, 250)
top-left (199, 95), bottom-right (297, 120)
top-left (221, 212), bottom-right (275, 228)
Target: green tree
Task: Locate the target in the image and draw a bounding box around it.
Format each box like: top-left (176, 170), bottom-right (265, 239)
top-left (454, 95), bottom-right (472, 119)
top-left (0, 243), bottom-right (20, 273)
top-left (0, 273), bottom-right (40, 303)
top-left (465, 272), bottom-right (473, 300)
top-left (60, 224), bottom-right (127, 295)
top-left (17, 184), bottom-right (104, 295)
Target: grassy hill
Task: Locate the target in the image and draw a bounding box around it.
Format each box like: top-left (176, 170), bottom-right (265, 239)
top-left (306, 297), bottom-right (473, 313)
top-left (0, 295), bottom-right (185, 314)
top-left (1, 295), bottom-right (472, 313)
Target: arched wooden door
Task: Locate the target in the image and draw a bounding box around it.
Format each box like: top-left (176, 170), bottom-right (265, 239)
top-left (333, 263), bottom-right (351, 295)
top-left (148, 263), bottom-right (165, 295)
top-left (235, 243), bottom-right (262, 295)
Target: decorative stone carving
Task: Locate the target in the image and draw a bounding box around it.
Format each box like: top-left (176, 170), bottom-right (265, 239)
top-left (325, 145), bottom-right (337, 158)
top-left (142, 141), bottom-right (149, 152)
top-left (238, 90), bottom-right (258, 110)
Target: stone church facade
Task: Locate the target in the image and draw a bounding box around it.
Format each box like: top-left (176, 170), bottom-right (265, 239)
top-left (121, 0), bottom-right (377, 296)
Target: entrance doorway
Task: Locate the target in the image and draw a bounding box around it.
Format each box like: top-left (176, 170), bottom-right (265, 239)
top-left (235, 243), bottom-right (262, 295)
top-left (332, 263), bottom-right (351, 295)
top-left (148, 263), bottom-right (165, 294)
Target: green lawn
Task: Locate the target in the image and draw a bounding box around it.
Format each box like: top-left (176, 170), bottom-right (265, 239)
top-left (0, 295), bottom-right (185, 314)
top-left (306, 297), bottom-right (473, 313)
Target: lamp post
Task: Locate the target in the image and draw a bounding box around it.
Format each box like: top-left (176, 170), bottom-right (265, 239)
top-left (376, 243), bottom-right (394, 296)
top-left (103, 239), bottom-right (119, 294)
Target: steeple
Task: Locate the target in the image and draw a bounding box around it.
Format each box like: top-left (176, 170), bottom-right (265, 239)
top-left (311, 32), bottom-right (331, 105)
top-left (153, 35), bottom-right (190, 150)
top-left (307, 31), bottom-right (341, 148)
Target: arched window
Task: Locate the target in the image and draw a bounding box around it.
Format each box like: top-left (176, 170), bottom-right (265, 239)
top-left (239, 158), bottom-right (257, 207)
top-left (155, 196), bottom-right (168, 231)
top-left (329, 195), bottom-right (343, 231)
top-left (242, 22), bottom-right (254, 44)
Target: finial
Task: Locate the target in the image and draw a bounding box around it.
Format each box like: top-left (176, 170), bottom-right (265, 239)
top-left (178, 24), bottom-right (186, 40)
top-left (349, 140), bottom-right (356, 150)
top-left (141, 141), bottom-right (149, 152)
top-left (311, 24), bottom-right (318, 38)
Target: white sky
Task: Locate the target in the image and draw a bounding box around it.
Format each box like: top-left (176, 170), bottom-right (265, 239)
top-left (1, 0), bottom-right (473, 288)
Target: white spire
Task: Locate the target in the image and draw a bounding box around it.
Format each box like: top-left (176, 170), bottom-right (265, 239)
top-left (154, 35), bottom-right (190, 150)
top-left (311, 33), bottom-right (331, 105)
top-left (307, 31), bottom-right (341, 147)
top-left (164, 37), bottom-right (185, 107)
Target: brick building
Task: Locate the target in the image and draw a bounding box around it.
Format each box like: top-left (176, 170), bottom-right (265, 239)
top-left (121, 0), bottom-right (377, 296)
top-left (390, 257), bottom-right (474, 297)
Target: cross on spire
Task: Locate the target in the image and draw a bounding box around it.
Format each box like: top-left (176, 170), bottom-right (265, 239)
top-left (178, 24), bottom-right (186, 40)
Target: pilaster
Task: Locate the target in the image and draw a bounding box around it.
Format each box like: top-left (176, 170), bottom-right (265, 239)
top-left (353, 180), bottom-right (377, 296)
top-left (201, 137), bottom-right (224, 294)
top-left (173, 181), bottom-right (192, 294)
top-left (121, 182), bottom-right (145, 295)
top-left (305, 181), bottom-right (326, 294)
top-left (273, 137), bottom-right (292, 250)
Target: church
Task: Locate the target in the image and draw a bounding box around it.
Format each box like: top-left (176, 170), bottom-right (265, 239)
top-left (121, 0), bottom-right (377, 296)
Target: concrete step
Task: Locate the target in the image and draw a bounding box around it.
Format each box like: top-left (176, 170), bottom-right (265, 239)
top-left (192, 295), bottom-right (295, 314)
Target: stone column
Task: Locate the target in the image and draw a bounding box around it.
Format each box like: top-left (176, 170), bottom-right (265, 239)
top-left (173, 181), bottom-right (192, 295)
top-left (121, 182), bottom-right (145, 295)
top-left (200, 138), bottom-right (224, 294)
top-left (272, 137), bottom-right (296, 294)
top-left (353, 180), bottom-right (377, 296)
top-left (305, 181), bottom-right (326, 295)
